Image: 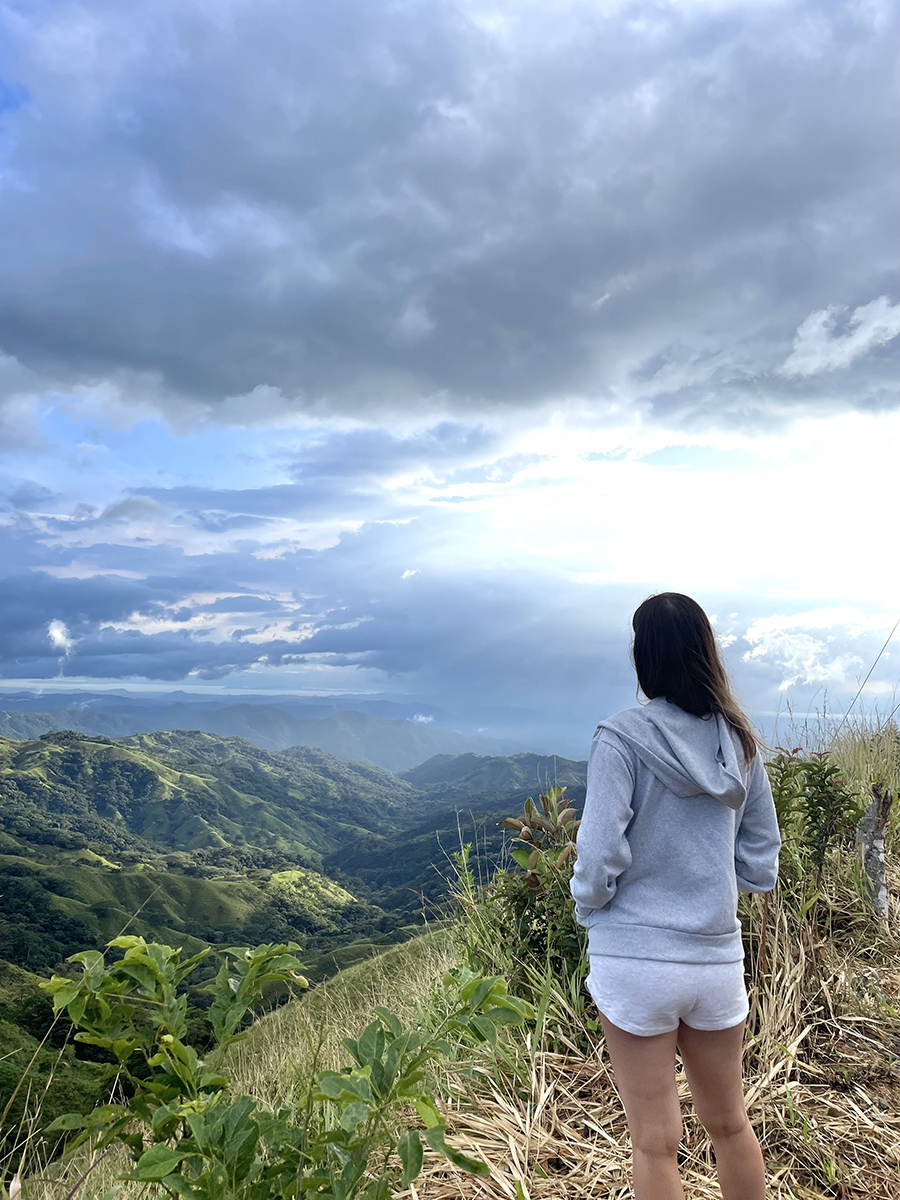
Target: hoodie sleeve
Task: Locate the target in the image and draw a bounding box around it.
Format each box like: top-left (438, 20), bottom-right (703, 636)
top-left (734, 751), bottom-right (781, 893)
top-left (570, 728), bottom-right (635, 925)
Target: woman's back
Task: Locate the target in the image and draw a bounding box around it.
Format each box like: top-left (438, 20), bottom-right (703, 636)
top-left (571, 696), bottom-right (780, 962)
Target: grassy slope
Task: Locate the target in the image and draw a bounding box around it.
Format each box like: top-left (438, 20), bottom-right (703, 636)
top-left (227, 929), bottom-right (458, 1102)
top-left (0, 829), bottom-right (385, 969)
top-left (0, 730), bottom-right (425, 862)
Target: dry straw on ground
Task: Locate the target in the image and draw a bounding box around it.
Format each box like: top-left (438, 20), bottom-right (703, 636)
top-left (405, 858), bottom-right (900, 1200)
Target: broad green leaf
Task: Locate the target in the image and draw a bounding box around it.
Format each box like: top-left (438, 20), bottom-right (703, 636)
top-left (469, 1015), bottom-right (498, 1045)
top-left (46, 1113), bottom-right (90, 1131)
top-left (398, 1129), bottom-right (423, 1186)
top-left (357, 1020), bottom-right (385, 1065)
top-left (339, 1100), bottom-right (372, 1131)
top-left (132, 1144), bottom-right (185, 1180)
top-left (413, 1097), bottom-right (442, 1129)
top-left (425, 1125), bottom-right (490, 1177)
top-left (373, 1006), bottom-right (402, 1039)
top-left (464, 977), bottom-right (497, 1012)
top-left (46, 982), bottom-right (80, 1009)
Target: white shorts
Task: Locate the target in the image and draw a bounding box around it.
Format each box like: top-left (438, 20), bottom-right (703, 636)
top-left (586, 954), bottom-right (749, 1037)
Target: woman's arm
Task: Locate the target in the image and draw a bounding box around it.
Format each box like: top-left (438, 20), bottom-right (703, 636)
top-left (734, 751), bottom-right (782, 893)
top-left (570, 728), bottom-right (636, 924)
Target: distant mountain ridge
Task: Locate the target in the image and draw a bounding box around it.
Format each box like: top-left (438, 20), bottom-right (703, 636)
top-left (0, 705), bottom-right (525, 771)
top-left (400, 750), bottom-right (587, 799)
top-left (327, 752), bottom-right (588, 911)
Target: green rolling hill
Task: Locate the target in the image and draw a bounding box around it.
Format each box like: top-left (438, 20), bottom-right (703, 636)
top-left (0, 729), bottom-right (425, 862)
top-left (0, 729), bottom-right (431, 978)
top-left (0, 732), bottom-right (584, 978)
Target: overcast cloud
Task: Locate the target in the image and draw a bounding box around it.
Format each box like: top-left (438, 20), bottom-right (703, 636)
top-left (0, 0), bottom-right (898, 753)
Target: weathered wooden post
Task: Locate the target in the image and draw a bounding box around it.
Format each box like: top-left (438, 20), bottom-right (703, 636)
top-left (856, 782), bottom-right (894, 920)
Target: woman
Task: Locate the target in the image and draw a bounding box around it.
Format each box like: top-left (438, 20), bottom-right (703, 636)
top-left (570, 593), bottom-right (781, 1200)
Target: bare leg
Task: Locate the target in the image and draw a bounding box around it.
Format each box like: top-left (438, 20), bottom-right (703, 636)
top-left (598, 1011), bottom-right (685, 1200)
top-left (676, 1020), bottom-right (766, 1200)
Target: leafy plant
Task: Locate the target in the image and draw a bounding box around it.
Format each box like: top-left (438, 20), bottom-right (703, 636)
top-left (36, 937), bottom-right (530, 1199)
top-left (499, 785), bottom-right (579, 890)
top-left (454, 787), bottom-right (585, 1018)
top-left (766, 750), bottom-right (864, 886)
top-left (297, 966), bottom-right (532, 1199)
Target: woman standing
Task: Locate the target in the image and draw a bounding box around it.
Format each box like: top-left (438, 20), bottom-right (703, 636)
top-left (571, 593), bottom-right (781, 1200)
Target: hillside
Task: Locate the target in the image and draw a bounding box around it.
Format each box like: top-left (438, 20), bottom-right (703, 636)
top-left (0, 959), bottom-right (109, 1143)
top-left (0, 729), bottom-right (424, 862)
top-left (0, 703), bottom-right (525, 770)
top-left (0, 729), bottom-right (430, 978)
top-left (0, 732), bottom-right (581, 980)
top-left (325, 805), bottom-right (513, 911)
top-left (0, 824), bottom-right (388, 968)
top-left (400, 750), bottom-right (587, 800)
top-left (329, 753), bottom-right (587, 910)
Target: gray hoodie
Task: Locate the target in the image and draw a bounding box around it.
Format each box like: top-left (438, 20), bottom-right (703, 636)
top-left (570, 697), bottom-right (781, 964)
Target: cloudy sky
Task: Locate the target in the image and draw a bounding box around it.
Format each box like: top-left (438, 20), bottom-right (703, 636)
top-left (1, 0), bottom-right (898, 754)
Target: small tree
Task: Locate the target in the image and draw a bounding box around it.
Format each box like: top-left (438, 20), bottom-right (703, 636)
top-left (34, 938), bottom-right (531, 1199)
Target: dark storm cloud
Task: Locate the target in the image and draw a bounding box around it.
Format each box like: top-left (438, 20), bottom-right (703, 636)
top-left (0, 0), bottom-right (896, 428)
top-left (132, 422), bottom-right (501, 528)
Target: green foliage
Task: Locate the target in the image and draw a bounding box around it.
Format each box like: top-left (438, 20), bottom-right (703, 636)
top-left (37, 939), bottom-right (530, 1198)
top-left (325, 806), bottom-right (515, 914)
top-left (456, 787), bottom-right (585, 1011)
top-left (766, 750), bottom-right (865, 884)
top-left (0, 1018), bottom-right (109, 1154)
top-left (0, 846), bottom-right (389, 978)
top-left (0, 730), bottom-right (424, 866)
top-left (0, 726), bottom-right (430, 978)
top-left (498, 784), bottom-right (579, 884)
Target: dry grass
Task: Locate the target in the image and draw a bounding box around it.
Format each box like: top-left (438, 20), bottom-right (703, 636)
top-left (405, 853), bottom-right (900, 1200)
top-left (226, 928), bottom-right (458, 1104)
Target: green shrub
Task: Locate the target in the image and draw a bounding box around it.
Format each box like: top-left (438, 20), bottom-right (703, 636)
top-left (765, 750), bottom-right (864, 889)
top-left (27, 937), bottom-right (530, 1199)
top-left (456, 787), bottom-right (585, 1008)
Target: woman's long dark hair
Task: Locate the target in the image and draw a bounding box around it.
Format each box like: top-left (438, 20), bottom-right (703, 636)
top-left (632, 592), bottom-right (759, 765)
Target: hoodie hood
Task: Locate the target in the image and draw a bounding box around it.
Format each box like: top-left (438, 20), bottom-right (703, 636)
top-left (598, 697), bottom-right (748, 810)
